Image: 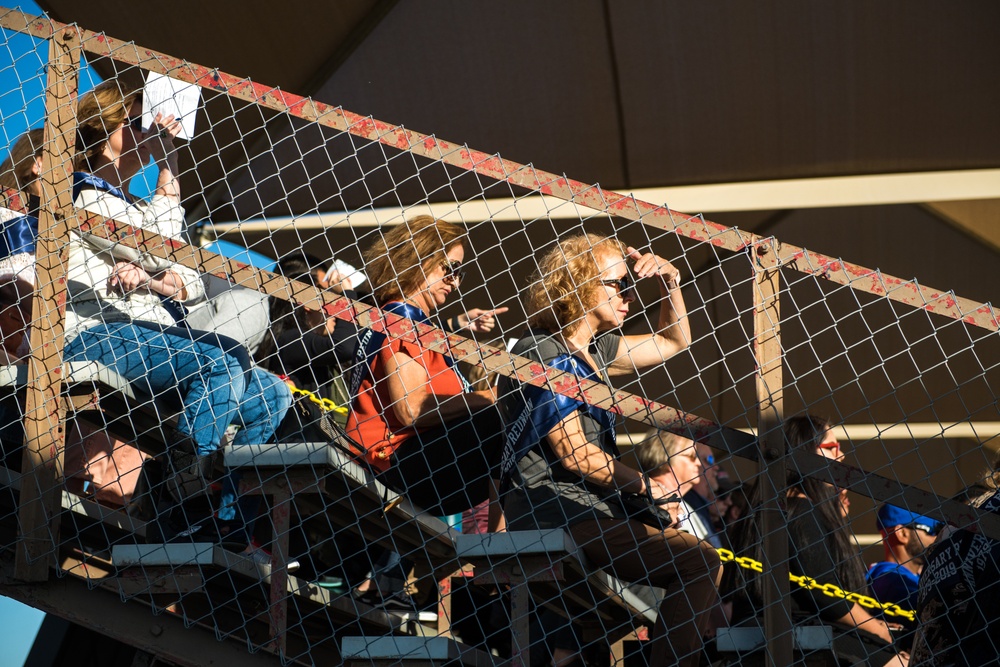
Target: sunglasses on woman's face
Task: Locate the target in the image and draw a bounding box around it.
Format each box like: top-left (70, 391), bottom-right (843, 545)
top-left (599, 275), bottom-right (635, 299)
top-left (126, 116), bottom-right (145, 132)
top-left (441, 260), bottom-right (465, 284)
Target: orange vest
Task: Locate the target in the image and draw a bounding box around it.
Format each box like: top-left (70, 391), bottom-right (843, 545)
top-left (345, 335), bottom-right (464, 471)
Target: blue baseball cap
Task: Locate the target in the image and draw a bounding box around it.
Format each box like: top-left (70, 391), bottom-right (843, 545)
top-left (876, 504), bottom-right (944, 535)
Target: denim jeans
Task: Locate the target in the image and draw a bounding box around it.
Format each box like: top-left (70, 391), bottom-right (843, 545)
top-left (64, 320), bottom-right (292, 538)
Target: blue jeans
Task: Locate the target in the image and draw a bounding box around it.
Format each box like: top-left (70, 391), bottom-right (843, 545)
top-left (64, 320), bottom-right (292, 537)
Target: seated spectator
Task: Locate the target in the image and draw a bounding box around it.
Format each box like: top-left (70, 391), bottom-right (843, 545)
top-left (635, 431), bottom-right (714, 541)
top-left (867, 504), bottom-right (943, 645)
top-left (258, 253), bottom-right (361, 405)
top-left (0, 128), bottom-right (42, 259)
top-left (65, 80), bottom-right (291, 551)
top-left (345, 215), bottom-right (505, 516)
top-left (722, 414), bottom-right (909, 666)
top-left (497, 233), bottom-right (720, 667)
top-left (684, 441), bottom-right (724, 548)
top-left (909, 468), bottom-right (999, 665)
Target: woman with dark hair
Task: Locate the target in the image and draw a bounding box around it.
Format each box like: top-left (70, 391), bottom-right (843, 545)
top-left (722, 414), bottom-right (909, 666)
top-left (497, 233), bottom-right (720, 667)
top-left (345, 215), bottom-right (505, 516)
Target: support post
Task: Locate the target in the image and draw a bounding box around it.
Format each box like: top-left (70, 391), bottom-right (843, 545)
top-left (753, 240), bottom-right (792, 667)
top-left (15, 27), bottom-right (79, 581)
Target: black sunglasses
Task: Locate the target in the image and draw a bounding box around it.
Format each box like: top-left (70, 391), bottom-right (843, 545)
top-left (127, 116), bottom-right (144, 132)
top-left (441, 260), bottom-right (465, 284)
top-left (599, 275), bottom-right (635, 299)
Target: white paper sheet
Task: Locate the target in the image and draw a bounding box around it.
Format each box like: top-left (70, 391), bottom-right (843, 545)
top-left (332, 259), bottom-right (367, 289)
top-left (141, 71), bottom-right (201, 141)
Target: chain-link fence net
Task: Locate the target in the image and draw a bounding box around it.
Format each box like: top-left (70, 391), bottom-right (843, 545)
top-left (1, 7), bottom-right (999, 667)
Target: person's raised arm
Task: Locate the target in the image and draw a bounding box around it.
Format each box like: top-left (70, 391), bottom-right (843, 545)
top-left (383, 346), bottom-right (494, 428)
top-left (546, 410), bottom-right (672, 501)
top-left (608, 247), bottom-right (690, 376)
top-left (143, 112), bottom-right (182, 200)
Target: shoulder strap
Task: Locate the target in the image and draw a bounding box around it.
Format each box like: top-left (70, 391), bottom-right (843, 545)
top-left (348, 301), bottom-right (469, 411)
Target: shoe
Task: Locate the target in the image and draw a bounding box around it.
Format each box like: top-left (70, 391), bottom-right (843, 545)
top-left (243, 539), bottom-right (301, 573)
top-left (355, 590), bottom-right (438, 622)
top-left (166, 449), bottom-right (213, 502)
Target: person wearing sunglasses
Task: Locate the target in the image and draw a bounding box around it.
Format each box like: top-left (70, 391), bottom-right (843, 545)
top-left (722, 414), bottom-right (909, 666)
top-left (866, 504), bottom-right (943, 645)
top-left (62, 81), bottom-right (292, 556)
top-left (496, 234), bottom-right (721, 667)
top-left (346, 215), bottom-right (506, 521)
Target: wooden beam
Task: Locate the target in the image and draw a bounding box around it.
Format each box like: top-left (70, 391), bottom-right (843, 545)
top-left (208, 170), bottom-right (1000, 233)
top-left (0, 564), bottom-right (283, 667)
top-left (753, 239), bottom-right (792, 666)
top-left (923, 199), bottom-right (1000, 256)
top-left (16, 25), bottom-right (78, 582)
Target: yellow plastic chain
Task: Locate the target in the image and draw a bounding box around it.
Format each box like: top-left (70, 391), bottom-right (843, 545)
top-left (287, 385), bottom-right (349, 415)
top-left (716, 548), bottom-right (916, 622)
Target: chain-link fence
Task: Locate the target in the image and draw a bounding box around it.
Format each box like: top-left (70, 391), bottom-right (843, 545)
top-left (1, 7), bottom-right (998, 667)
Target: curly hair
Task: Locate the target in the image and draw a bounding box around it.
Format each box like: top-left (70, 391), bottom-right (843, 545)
top-left (363, 215), bottom-right (466, 305)
top-left (524, 233), bottom-right (628, 335)
top-left (75, 80), bottom-right (142, 172)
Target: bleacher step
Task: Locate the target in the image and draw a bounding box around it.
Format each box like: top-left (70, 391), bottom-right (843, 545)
top-left (341, 636), bottom-right (504, 666)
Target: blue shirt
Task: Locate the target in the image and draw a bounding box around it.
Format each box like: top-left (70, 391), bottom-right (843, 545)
top-left (867, 560), bottom-right (920, 628)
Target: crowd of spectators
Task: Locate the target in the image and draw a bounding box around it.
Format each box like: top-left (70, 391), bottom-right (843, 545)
top-left (1, 77), bottom-right (995, 666)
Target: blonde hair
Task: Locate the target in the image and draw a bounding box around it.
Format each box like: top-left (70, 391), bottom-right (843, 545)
top-left (0, 128), bottom-right (45, 194)
top-left (525, 233), bottom-right (628, 335)
top-left (363, 215), bottom-right (466, 304)
top-left (75, 80), bottom-right (141, 171)
top-left (635, 431), bottom-right (692, 475)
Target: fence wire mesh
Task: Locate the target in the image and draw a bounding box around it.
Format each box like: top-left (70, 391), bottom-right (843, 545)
top-left (1, 7), bottom-right (999, 667)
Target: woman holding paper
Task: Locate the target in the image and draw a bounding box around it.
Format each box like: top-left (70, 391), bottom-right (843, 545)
top-left (62, 80), bottom-right (291, 553)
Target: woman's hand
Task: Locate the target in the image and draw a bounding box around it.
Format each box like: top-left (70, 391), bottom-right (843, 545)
top-left (458, 307), bottom-right (509, 334)
top-left (142, 112), bottom-right (182, 199)
top-left (107, 261), bottom-right (152, 295)
top-left (142, 112), bottom-right (182, 162)
top-left (627, 246), bottom-right (681, 289)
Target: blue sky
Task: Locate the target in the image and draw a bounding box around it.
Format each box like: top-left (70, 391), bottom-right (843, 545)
top-left (1, 1), bottom-right (155, 198)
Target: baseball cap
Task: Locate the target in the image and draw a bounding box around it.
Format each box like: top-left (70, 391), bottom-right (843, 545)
top-left (876, 504), bottom-right (944, 535)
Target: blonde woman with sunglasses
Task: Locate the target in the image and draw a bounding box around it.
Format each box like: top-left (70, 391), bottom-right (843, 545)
top-left (497, 233), bottom-right (722, 667)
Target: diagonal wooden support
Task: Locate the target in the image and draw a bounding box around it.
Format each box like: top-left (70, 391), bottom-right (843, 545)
top-left (16, 25), bottom-right (79, 582)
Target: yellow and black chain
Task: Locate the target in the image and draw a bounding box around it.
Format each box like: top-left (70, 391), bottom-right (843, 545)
top-left (287, 384), bottom-right (349, 416)
top-left (717, 548), bottom-right (916, 622)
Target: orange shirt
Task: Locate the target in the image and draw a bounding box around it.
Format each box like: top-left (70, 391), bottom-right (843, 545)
top-left (345, 335), bottom-right (464, 471)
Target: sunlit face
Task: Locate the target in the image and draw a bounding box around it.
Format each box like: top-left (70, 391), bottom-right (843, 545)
top-left (668, 440), bottom-right (702, 495)
top-left (103, 101), bottom-right (148, 178)
top-left (590, 250), bottom-right (635, 331)
top-left (816, 429), bottom-right (845, 462)
top-left (410, 244), bottom-right (464, 313)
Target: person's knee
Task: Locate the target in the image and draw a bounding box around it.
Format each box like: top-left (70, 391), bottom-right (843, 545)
top-left (701, 539), bottom-right (723, 583)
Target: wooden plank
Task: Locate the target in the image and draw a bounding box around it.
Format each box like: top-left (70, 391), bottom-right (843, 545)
top-left (0, 562), bottom-right (285, 667)
top-left (16, 26), bottom-right (79, 581)
top-left (753, 240), bottom-right (792, 667)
